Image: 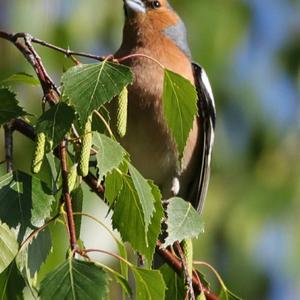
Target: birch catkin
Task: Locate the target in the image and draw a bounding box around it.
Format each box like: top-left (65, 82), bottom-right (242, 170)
top-left (31, 132), bottom-right (46, 174)
top-left (78, 117), bottom-right (92, 177)
top-left (116, 86), bottom-right (128, 138)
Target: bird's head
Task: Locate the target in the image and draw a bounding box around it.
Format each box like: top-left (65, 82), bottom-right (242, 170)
top-left (122, 0), bottom-right (191, 58)
top-left (123, 0), bottom-right (178, 32)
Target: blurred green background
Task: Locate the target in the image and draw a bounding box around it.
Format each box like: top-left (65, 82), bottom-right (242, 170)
top-left (0, 0), bottom-right (300, 299)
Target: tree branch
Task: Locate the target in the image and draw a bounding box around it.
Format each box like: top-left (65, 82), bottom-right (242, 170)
top-left (1, 30), bottom-right (219, 300)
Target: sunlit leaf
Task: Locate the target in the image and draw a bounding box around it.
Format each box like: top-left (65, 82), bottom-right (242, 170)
top-left (163, 197), bottom-right (204, 247)
top-left (93, 133), bottom-right (126, 180)
top-left (39, 258), bottom-right (108, 300)
top-left (112, 177), bottom-right (163, 265)
top-left (0, 222), bottom-right (18, 273)
top-left (0, 87), bottom-right (26, 126)
top-left (128, 164), bottom-right (156, 237)
top-left (163, 69), bottom-right (198, 158)
top-left (36, 102), bottom-right (75, 149)
top-left (1, 72), bottom-right (40, 86)
top-left (132, 267), bottom-right (166, 300)
top-left (61, 61), bottom-right (133, 124)
top-left (198, 291), bottom-right (207, 300)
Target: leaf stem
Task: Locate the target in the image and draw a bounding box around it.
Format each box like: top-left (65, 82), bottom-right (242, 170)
top-left (117, 53), bottom-right (165, 69)
top-left (193, 261), bottom-right (227, 292)
top-left (72, 212), bottom-right (122, 247)
top-left (19, 213), bottom-right (60, 251)
top-left (81, 248), bottom-right (132, 267)
top-left (93, 110), bottom-right (114, 138)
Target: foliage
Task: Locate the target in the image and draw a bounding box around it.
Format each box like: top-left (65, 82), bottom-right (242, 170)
top-left (0, 37), bottom-right (229, 299)
top-left (1, 1), bottom-right (299, 299)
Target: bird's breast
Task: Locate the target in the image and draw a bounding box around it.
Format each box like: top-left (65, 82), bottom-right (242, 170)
top-left (113, 36), bottom-right (196, 196)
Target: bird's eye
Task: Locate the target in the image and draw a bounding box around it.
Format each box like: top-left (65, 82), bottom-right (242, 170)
top-left (151, 1), bottom-right (161, 9)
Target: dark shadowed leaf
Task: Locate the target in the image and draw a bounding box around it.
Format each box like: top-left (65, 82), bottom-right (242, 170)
top-left (39, 258), bottom-right (108, 300)
top-left (132, 267), bottom-right (166, 300)
top-left (0, 261), bottom-right (26, 300)
top-left (163, 197), bottom-right (204, 247)
top-left (0, 171), bottom-right (54, 242)
top-left (93, 133), bottom-right (126, 181)
top-left (71, 186), bottom-right (83, 239)
top-left (0, 88), bottom-right (26, 126)
top-left (36, 102), bottom-right (75, 149)
top-left (28, 227), bottom-right (52, 277)
top-left (61, 62), bottom-right (133, 124)
top-left (160, 264), bottom-right (185, 300)
top-left (163, 69), bottom-right (198, 158)
top-left (0, 222), bottom-right (18, 273)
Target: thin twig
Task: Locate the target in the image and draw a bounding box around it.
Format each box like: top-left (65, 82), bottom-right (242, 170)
top-left (20, 213), bottom-right (60, 250)
top-left (175, 241), bottom-right (195, 300)
top-left (4, 123), bottom-right (13, 172)
top-left (59, 140), bottom-right (77, 251)
top-left (31, 37), bottom-right (106, 61)
top-left (82, 248), bottom-right (132, 267)
top-left (156, 241), bottom-right (218, 300)
top-left (0, 31), bottom-right (59, 104)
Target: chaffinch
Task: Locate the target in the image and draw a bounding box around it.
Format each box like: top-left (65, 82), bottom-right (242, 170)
top-left (114, 0), bottom-right (216, 212)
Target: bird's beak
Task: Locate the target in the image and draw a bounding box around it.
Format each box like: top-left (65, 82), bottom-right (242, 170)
top-left (124, 0), bottom-right (146, 14)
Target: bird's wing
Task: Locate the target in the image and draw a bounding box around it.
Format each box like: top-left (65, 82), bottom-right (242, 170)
top-left (190, 62), bottom-right (216, 213)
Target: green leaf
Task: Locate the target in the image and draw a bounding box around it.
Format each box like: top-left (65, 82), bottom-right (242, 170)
top-left (132, 267), bottom-right (166, 300)
top-left (61, 61), bottom-right (133, 124)
top-left (28, 228), bottom-right (52, 277)
top-left (1, 72), bottom-right (40, 86)
top-left (163, 69), bottom-right (198, 158)
top-left (160, 264), bottom-right (185, 300)
top-left (198, 291), bottom-right (207, 300)
top-left (36, 102), bottom-right (75, 149)
top-left (39, 258), bottom-right (109, 300)
top-left (112, 178), bottom-right (163, 265)
top-left (219, 288), bottom-right (243, 300)
top-left (0, 88), bottom-right (26, 126)
top-left (0, 261), bottom-right (26, 300)
top-left (71, 186), bottom-right (83, 240)
top-left (128, 164), bottom-right (156, 238)
top-left (0, 222), bottom-right (18, 273)
top-left (145, 181), bottom-right (164, 266)
top-left (112, 177), bottom-right (146, 254)
top-left (0, 171), bottom-right (54, 242)
top-left (104, 169), bottom-right (124, 205)
top-left (93, 133), bottom-right (127, 180)
top-left (163, 197), bottom-right (204, 247)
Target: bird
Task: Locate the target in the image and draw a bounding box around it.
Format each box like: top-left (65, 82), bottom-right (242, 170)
top-left (113, 0), bottom-right (216, 213)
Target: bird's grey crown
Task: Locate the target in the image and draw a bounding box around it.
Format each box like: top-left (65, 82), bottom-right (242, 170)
top-left (163, 19), bottom-right (192, 59)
